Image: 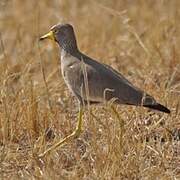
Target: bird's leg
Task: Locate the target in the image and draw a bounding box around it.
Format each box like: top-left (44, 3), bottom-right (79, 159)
top-left (38, 106), bottom-right (83, 158)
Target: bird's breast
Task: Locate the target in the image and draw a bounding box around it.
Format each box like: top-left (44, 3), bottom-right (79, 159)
top-left (61, 55), bottom-right (83, 96)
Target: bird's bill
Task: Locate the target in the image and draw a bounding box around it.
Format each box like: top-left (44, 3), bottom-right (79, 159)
top-left (39, 31), bottom-right (55, 41)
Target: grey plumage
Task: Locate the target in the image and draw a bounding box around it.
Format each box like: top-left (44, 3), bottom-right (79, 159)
top-left (40, 23), bottom-right (170, 114)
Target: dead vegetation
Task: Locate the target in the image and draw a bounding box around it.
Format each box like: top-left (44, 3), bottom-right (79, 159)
top-left (0, 0), bottom-right (179, 179)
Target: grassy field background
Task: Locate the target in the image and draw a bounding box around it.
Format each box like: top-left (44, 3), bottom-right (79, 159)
top-left (0, 0), bottom-right (179, 179)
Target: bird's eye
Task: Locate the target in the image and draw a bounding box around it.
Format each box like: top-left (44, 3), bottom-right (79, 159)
top-left (54, 29), bottom-right (58, 34)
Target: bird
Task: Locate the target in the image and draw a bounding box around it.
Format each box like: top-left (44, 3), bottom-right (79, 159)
top-left (39, 23), bottom-right (170, 157)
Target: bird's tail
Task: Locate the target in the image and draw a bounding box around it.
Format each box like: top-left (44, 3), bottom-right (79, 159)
top-left (143, 103), bottom-right (170, 114)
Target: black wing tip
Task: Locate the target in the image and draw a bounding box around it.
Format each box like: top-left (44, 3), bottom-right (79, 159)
top-left (144, 103), bottom-right (171, 114)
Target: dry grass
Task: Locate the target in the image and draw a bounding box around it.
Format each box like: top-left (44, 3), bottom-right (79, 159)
top-left (0, 0), bottom-right (179, 179)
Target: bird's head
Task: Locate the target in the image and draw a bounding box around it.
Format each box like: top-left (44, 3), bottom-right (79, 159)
top-left (40, 23), bottom-right (78, 52)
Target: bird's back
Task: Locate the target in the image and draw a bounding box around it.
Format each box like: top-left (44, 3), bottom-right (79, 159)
top-left (85, 54), bottom-right (154, 105)
top-left (63, 52), bottom-right (155, 106)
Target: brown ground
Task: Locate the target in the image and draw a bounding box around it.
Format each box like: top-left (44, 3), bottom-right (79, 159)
top-left (0, 0), bottom-right (179, 179)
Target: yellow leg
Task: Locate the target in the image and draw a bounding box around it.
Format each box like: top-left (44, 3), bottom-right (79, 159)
top-left (38, 106), bottom-right (83, 158)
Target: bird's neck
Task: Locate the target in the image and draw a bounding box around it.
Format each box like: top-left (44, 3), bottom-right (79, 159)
top-left (60, 46), bottom-right (81, 59)
top-left (61, 49), bottom-right (70, 59)
top-left (59, 39), bottom-right (78, 55)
